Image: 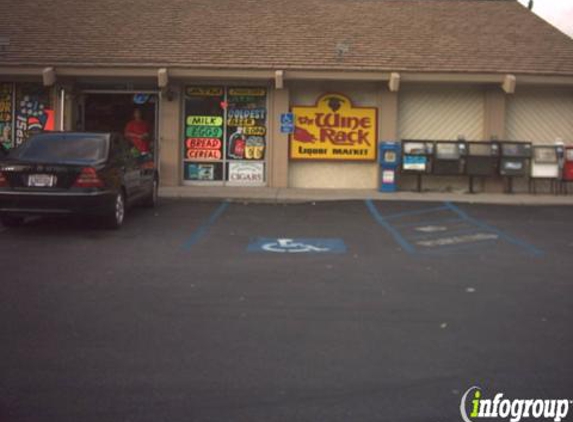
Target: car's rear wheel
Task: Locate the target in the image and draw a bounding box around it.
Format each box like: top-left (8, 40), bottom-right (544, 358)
top-left (103, 191), bottom-right (125, 230)
top-left (0, 216), bottom-right (25, 228)
top-left (142, 177), bottom-right (158, 208)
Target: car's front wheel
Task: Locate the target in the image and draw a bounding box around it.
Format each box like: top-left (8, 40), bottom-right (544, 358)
top-left (102, 191), bottom-right (125, 230)
top-left (0, 216), bottom-right (25, 228)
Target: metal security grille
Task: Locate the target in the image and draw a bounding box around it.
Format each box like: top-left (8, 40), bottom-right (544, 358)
top-left (398, 87), bottom-right (484, 140)
top-left (506, 90), bottom-right (573, 144)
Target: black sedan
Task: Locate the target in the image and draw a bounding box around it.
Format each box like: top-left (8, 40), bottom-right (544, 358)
top-left (0, 132), bottom-right (158, 229)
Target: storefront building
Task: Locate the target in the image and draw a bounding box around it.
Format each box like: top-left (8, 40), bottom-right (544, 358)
top-left (2, 0), bottom-right (573, 192)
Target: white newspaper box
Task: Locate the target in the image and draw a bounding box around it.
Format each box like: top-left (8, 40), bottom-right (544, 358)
top-left (531, 146), bottom-right (559, 179)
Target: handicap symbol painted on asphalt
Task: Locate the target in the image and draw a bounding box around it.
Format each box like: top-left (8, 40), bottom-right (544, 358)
top-left (248, 238), bottom-right (346, 254)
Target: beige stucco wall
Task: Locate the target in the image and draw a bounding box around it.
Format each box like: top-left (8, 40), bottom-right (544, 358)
top-left (269, 87), bottom-right (290, 188)
top-left (398, 85), bottom-right (485, 140)
top-left (158, 84), bottom-right (182, 187)
top-left (288, 81), bottom-right (380, 189)
top-left (506, 88), bottom-right (573, 144)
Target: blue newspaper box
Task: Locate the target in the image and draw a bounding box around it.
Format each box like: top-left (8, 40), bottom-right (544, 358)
top-left (379, 142), bottom-right (401, 192)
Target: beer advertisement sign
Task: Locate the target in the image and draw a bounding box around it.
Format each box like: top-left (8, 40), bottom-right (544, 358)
top-left (290, 93), bottom-right (377, 161)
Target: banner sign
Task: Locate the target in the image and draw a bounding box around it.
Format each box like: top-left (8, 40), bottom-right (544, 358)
top-left (290, 93), bottom-right (377, 161)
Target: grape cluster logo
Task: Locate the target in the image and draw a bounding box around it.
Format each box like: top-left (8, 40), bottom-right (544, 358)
top-left (460, 387), bottom-right (571, 422)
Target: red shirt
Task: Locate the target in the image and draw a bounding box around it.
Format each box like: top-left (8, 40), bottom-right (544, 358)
top-left (125, 120), bottom-right (151, 153)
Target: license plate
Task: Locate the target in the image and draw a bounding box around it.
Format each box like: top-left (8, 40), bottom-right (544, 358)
top-left (28, 174), bottom-right (56, 187)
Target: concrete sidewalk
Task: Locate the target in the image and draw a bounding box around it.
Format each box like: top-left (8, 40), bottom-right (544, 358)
top-left (159, 186), bottom-right (573, 205)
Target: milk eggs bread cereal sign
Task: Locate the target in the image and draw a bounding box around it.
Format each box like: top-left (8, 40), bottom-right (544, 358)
top-left (290, 93), bottom-right (377, 161)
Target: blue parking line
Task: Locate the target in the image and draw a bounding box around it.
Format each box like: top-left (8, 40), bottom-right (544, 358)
top-left (182, 201), bottom-right (229, 250)
top-left (383, 206), bottom-right (450, 221)
top-left (365, 200), bottom-right (416, 254)
top-left (443, 202), bottom-right (544, 257)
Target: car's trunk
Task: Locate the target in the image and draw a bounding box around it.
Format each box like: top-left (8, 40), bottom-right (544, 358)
top-left (1, 161), bottom-right (86, 190)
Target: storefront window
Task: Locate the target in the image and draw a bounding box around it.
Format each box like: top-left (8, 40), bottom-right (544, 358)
top-left (0, 83), bottom-right (54, 149)
top-left (15, 83), bottom-right (54, 147)
top-left (183, 86), bottom-right (267, 185)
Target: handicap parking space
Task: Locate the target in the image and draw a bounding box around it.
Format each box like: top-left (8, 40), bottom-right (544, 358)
top-left (366, 200), bottom-right (543, 257)
top-left (177, 199), bottom-right (476, 262)
top-left (179, 201), bottom-right (370, 258)
top-left (173, 199), bottom-right (550, 263)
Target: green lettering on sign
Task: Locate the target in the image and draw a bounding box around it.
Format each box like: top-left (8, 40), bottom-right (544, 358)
top-left (186, 126), bottom-right (223, 138)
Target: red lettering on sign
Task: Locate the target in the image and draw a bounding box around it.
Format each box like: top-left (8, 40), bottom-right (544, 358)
top-left (319, 129), bottom-right (371, 146)
top-left (186, 138), bottom-right (222, 150)
top-left (315, 113), bottom-right (371, 130)
top-left (186, 149), bottom-right (222, 160)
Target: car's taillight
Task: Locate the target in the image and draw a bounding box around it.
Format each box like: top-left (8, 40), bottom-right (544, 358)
top-left (0, 172), bottom-right (8, 188)
top-left (73, 167), bottom-right (104, 188)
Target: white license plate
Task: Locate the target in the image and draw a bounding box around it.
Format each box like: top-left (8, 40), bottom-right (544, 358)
top-left (28, 174), bottom-right (56, 187)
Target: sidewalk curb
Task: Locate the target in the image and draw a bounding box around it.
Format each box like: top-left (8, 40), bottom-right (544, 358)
top-left (159, 187), bottom-right (573, 206)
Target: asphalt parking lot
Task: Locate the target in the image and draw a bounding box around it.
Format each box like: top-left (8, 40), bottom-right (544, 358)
top-left (0, 199), bottom-right (572, 422)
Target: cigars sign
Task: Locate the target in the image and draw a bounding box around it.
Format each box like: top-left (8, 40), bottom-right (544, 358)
top-left (290, 93), bottom-right (377, 161)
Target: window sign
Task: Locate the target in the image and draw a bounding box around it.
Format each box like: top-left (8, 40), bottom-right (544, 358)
top-left (183, 86), bottom-right (267, 184)
top-left (0, 83), bottom-right (13, 149)
top-left (15, 83), bottom-right (54, 147)
top-left (228, 162), bottom-right (265, 185)
top-left (185, 162), bottom-right (223, 181)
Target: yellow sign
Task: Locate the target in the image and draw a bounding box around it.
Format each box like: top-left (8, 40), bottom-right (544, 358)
top-left (290, 93), bottom-right (377, 161)
top-left (228, 88), bottom-right (266, 96)
top-left (186, 87), bottom-right (223, 97)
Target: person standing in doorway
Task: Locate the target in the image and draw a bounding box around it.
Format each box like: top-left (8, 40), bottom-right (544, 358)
top-left (124, 108), bottom-right (151, 153)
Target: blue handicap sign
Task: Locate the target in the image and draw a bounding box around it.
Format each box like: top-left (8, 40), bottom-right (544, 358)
top-left (248, 238), bottom-right (346, 254)
top-left (280, 113), bottom-right (294, 125)
top-left (281, 124), bottom-right (294, 134)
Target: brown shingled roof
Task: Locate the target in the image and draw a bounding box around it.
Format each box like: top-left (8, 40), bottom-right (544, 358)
top-left (1, 0), bottom-right (573, 75)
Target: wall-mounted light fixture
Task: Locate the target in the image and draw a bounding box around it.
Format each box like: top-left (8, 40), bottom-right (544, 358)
top-left (42, 67), bottom-right (56, 87)
top-left (158, 68), bottom-right (169, 89)
top-left (388, 72), bottom-right (401, 92)
top-left (502, 74), bottom-right (516, 94)
top-left (275, 70), bottom-right (284, 90)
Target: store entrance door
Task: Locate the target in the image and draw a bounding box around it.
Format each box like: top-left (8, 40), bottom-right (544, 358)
top-left (76, 91), bottom-right (160, 167)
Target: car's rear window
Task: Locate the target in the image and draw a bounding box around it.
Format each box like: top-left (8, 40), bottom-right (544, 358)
top-left (10, 134), bottom-right (109, 164)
